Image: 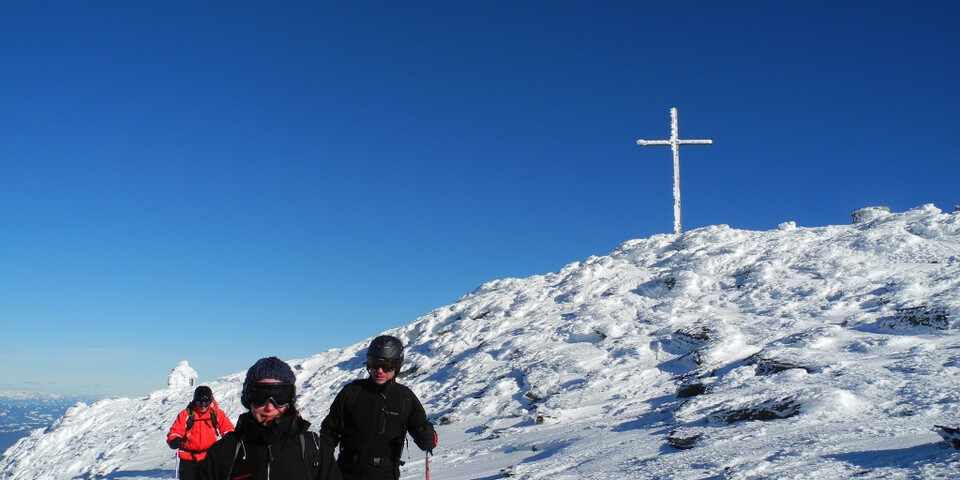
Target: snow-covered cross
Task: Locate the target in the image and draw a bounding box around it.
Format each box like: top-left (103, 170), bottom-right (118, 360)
top-left (636, 107), bottom-right (713, 235)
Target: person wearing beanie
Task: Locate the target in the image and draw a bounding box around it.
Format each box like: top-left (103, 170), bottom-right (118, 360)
top-left (198, 357), bottom-right (341, 480)
top-left (320, 335), bottom-right (437, 480)
top-left (166, 385), bottom-right (235, 480)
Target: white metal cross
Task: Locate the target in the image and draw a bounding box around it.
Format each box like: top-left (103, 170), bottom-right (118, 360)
top-left (636, 107), bottom-right (713, 234)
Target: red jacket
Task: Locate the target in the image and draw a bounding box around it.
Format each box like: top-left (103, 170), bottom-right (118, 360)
top-left (166, 399), bottom-right (235, 462)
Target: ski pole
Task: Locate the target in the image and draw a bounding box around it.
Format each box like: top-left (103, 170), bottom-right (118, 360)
top-left (174, 450), bottom-right (180, 480)
top-left (425, 452), bottom-right (431, 480)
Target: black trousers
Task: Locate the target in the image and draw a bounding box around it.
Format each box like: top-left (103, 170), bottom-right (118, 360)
top-left (338, 459), bottom-right (399, 480)
top-left (177, 458), bottom-right (200, 480)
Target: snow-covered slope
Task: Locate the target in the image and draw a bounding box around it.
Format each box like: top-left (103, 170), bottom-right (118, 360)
top-left (3, 204), bottom-right (960, 479)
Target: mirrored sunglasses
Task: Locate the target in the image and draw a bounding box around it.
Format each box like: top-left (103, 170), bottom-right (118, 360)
top-left (366, 357), bottom-right (396, 372)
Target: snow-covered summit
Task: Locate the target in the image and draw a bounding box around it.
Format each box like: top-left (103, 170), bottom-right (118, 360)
top-left (2, 204), bottom-right (960, 479)
top-left (167, 361), bottom-right (198, 389)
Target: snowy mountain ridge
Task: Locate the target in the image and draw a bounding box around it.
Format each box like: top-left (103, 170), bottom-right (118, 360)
top-left (3, 204), bottom-right (960, 479)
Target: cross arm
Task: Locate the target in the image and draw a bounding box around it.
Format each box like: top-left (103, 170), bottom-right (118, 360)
top-left (636, 139), bottom-right (671, 146)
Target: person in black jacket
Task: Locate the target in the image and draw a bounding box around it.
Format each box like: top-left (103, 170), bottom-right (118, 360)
top-left (198, 356), bottom-right (341, 480)
top-left (320, 335), bottom-right (437, 480)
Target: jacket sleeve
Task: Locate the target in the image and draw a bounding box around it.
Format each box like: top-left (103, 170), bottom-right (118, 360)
top-left (167, 409), bottom-right (189, 447)
top-left (313, 432), bottom-right (343, 480)
top-left (405, 389), bottom-right (437, 452)
top-left (196, 434), bottom-right (234, 480)
top-left (318, 388), bottom-right (346, 449)
top-left (320, 383), bottom-right (357, 449)
top-left (216, 407), bottom-right (235, 434)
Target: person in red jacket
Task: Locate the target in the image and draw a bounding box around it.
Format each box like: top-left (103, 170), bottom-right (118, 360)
top-left (167, 385), bottom-right (235, 480)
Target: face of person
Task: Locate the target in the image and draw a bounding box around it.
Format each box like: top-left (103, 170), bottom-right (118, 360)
top-left (369, 366), bottom-right (396, 385)
top-left (194, 394), bottom-right (212, 412)
top-left (248, 379), bottom-right (291, 426)
top-left (366, 357), bottom-right (397, 385)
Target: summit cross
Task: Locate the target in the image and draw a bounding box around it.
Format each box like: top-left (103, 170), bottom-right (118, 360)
top-left (636, 107), bottom-right (713, 235)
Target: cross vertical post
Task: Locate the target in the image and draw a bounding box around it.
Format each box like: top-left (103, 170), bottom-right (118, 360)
top-left (636, 107), bottom-right (713, 234)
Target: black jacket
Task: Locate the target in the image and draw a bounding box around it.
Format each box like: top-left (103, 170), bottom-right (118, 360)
top-left (198, 409), bottom-right (341, 480)
top-left (319, 379), bottom-right (436, 466)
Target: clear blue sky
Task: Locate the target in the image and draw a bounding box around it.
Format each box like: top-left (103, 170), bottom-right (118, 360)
top-left (2, 2), bottom-right (957, 397)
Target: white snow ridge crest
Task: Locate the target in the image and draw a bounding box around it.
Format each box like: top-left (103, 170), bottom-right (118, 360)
top-left (3, 204), bottom-right (960, 479)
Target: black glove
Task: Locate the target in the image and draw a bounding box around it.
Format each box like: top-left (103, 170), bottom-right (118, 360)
top-left (413, 426), bottom-right (437, 452)
top-left (168, 437), bottom-right (184, 449)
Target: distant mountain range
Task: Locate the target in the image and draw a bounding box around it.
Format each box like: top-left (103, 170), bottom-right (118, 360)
top-left (0, 392), bottom-right (65, 400)
top-left (0, 394), bottom-right (99, 455)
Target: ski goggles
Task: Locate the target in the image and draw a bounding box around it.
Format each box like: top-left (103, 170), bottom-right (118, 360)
top-left (366, 356), bottom-right (397, 372)
top-left (194, 393), bottom-right (213, 407)
top-left (245, 383), bottom-right (296, 409)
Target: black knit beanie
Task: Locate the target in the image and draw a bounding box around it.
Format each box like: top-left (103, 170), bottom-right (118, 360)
top-left (241, 357), bottom-right (297, 409)
top-left (244, 356), bottom-right (296, 385)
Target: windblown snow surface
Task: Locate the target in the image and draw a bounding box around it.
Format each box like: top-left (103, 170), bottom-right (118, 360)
top-left (3, 204), bottom-right (960, 479)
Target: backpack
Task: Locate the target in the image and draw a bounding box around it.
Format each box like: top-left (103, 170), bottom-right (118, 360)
top-left (185, 405), bottom-right (222, 437)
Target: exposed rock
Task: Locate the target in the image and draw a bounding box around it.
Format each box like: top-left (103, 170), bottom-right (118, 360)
top-left (667, 429), bottom-right (702, 449)
top-left (676, 383), bottom-right (707, 399)
top-left (884, 306), bottom-right (950, 330)
top-left (851, 206), bottom-right (890, 224)
top-left (709, 398), bottom-right (801, 424)
top-left (747, 355), bottom-right (814, 375)
top-left (935, 425), bottom-right (960, 449)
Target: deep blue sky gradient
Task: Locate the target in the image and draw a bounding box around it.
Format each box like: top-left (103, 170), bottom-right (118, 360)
top-left (2, 1), bottom-right (957, 396)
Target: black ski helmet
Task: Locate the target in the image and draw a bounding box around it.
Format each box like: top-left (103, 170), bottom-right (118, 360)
top-left (367, 335), bottom-right (404, 372)
top-left (193, 385), bottom-right (213, 403)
